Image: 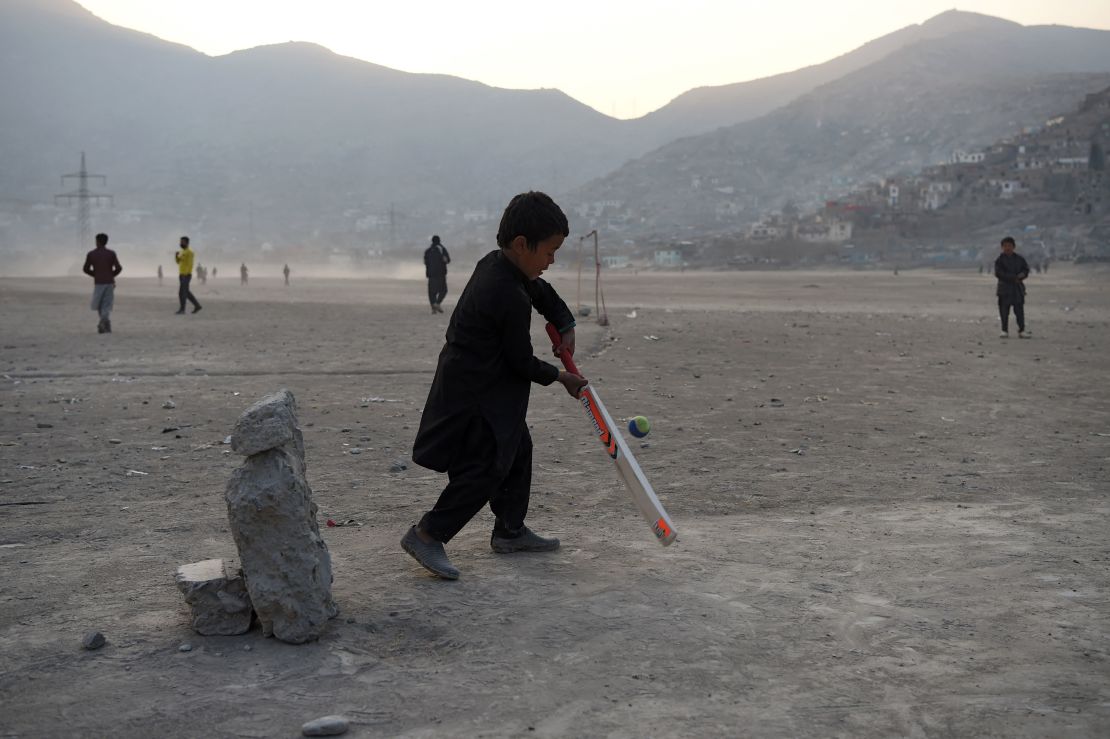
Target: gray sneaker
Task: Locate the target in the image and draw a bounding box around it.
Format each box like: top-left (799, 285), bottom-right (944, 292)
top-left (401, 526), bottom-right (459, 579)
top-left (490, 526), bottom-right (560, 553)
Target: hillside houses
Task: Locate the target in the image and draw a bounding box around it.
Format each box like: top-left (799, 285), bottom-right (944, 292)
top-left (822, 87), bottom-right (1110, 225)
top-left (560, 88), bottom-right (1109, 268)
top-left (747, 211), bottom-right (853, 243)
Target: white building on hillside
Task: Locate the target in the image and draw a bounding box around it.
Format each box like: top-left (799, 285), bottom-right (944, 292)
top-left (922, 181), bottom-right (954, 210)
top-left (654, 242), bottom-right (693, 267)
top-left (951, 150), bottom-right (986, 164)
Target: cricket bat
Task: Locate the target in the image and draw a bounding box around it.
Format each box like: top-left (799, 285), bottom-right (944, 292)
top-left (546, 323), bottom-right (677, 546)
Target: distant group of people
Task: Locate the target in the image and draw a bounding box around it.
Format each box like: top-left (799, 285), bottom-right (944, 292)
top-left (80, 233), bottom-right (309, 333)
top-left (158, 260), bottom-right (216, 286)
top-left (80, 233), bottom-right (205, 328)
top-left (81, 228), bottom-right (1037, 346)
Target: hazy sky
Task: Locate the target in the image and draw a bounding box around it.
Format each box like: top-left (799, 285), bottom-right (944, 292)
top-left (78, 0), bottom-right (1110, 119)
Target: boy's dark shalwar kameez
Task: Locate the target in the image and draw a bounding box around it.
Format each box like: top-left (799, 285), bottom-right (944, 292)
top-left (413, 249), bottom-right (575, 542)
top-left (424, 237), bottom-right (450, 311)
top-left (995, 250), bottom-right (1030, 333)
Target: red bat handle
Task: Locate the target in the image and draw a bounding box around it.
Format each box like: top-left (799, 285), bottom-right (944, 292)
top-left (545, 323), bottom-right (582, 376)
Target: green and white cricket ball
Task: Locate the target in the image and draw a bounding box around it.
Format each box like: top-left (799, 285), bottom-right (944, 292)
top-left (628, 415), bottom-right (651, 438)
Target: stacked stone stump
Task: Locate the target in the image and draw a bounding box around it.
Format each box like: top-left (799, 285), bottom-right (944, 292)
top-left (223, 389), bottom-right (338, 644)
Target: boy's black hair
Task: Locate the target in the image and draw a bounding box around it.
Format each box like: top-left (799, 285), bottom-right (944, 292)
top-left (496, 191), bottom-right (569, 250)
top-left (181, 236), bottom-right (190, 246)
top-left (1001, 236), bottom-right (1016, 247)
top-left (95, 233), bottom-right (108, 246)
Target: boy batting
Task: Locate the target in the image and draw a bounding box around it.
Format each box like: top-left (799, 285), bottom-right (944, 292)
top-left (403, 191), bottom-right (588, 579)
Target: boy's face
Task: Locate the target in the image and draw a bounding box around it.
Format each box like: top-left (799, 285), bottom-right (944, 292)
top-left (1001, 241), bottom-right (1015, 255)
top-left (507, 234), bottom-right (564, 280)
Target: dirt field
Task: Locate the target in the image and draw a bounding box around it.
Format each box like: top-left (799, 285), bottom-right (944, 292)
top-left (1, 263), bottom-right (1108, 738)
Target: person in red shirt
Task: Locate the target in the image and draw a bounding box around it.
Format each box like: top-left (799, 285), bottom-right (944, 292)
top-left (82, 233), bottom-right (122, 334)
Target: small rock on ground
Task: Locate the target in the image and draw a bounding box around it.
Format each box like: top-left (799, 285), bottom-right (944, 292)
top-left (81, 631), bottom-right (106, 650)
top-left (302, 715), bottom-right (349, 736)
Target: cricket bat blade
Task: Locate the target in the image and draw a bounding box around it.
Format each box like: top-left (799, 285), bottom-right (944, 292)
top-left (547, 323), bottom-right (677, 546)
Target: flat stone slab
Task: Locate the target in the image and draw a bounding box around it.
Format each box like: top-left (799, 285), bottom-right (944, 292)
top-left (174, 558), bottom-right (253, 636)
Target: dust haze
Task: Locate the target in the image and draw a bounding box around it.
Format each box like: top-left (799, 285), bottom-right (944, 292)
top-left (1, 252), bottom-right (435, 282)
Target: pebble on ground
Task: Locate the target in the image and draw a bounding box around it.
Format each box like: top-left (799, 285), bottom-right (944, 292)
top-left (81, 631), bottom-right (105, 650)
top-left (302, 715), bottom-right (349, 736)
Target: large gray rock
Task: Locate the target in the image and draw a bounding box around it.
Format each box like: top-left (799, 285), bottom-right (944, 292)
top-left (174, 559), bottom-right (253, 636)
top-left (230, 389), bottom-right (301, 457)
top-left (226, 394), bottom-right (336, 644)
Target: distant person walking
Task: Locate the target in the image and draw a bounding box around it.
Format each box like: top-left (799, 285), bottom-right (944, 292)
top-left (424, 235), bottom-right (451, 313)
top-left (240, 262), bottom-right (248, 285)
top-left (283, 263), bottom-right (290, 286)
top-left (175, 236), bottom-right (202, 315)
top-left (212, 266), bottom-right (218, 279)
top-left (995, 236), bottom-right (1029, 339)
top-left (82, 232), bottom-right (122, 334)
top-left (157, 264), bottom-right (163, 286)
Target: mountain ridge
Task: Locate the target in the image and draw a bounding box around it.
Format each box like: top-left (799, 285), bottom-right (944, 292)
top-left (3, 1), bottom-right (1109, 258)
top-left (638, 9), bottom-right (1023, 139)
top-left (570, 22), bottom-right (1110, 237)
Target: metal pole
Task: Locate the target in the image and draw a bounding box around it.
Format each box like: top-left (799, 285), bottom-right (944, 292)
top-left (588, 229), bottom-right (608, 326)
top-left (576, 235), bottom-right (584, 315)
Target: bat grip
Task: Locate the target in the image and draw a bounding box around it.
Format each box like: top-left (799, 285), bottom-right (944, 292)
top-left (545, 322), bottom-right (581, 376)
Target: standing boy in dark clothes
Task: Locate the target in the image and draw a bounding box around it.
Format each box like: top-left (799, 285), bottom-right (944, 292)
top-left (82, 232), bottom-right (122, 334)
top-left (995, 236), bottom-right (1030, 339)
top-left (402, 192), bottom-right (588, 579)
top-left (424, 235), bottom-right (451, 313)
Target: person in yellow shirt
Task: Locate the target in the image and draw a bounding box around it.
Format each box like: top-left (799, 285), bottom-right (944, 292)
top-left (174, 236), bottom-right (202, 314)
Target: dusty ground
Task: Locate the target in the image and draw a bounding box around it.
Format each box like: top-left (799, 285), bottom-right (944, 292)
top-left (1, 264), bottom-right (1108, 738)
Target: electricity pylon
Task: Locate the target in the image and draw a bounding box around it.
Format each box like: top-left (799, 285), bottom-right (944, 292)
top-left (55, 152), bottom-right (113, 249)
